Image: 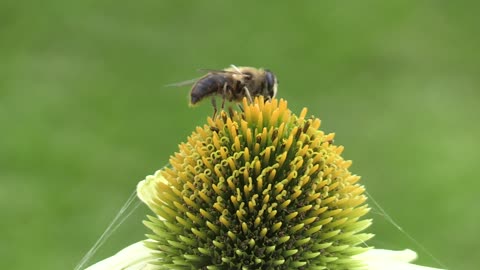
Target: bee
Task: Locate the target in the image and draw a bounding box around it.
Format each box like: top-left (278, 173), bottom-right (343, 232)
top-left (169, 65), bottom-right (278, 117)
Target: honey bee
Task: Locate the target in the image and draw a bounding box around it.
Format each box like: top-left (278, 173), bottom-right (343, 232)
top-left (169, 65), bottom-right (278, 116)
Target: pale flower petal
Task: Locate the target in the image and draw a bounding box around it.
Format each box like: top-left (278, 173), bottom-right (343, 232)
top-left (85, 241), bottom-right (155, 270)
top-left (136, 170), bottom-right (166, 212)
top-left (86, 245), bottom-right (446, 270)
top-left (354, 249), bottom-right (445, 270)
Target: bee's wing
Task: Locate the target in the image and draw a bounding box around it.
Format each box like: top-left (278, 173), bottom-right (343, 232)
top-left (197, 69), bottom-right (241, 75)
top-left (165, 66), bottom-right (247, 87)
top-left (164, 78), bottom-right (200, 87)
top-left (229, 64), bottom-right (242, 73)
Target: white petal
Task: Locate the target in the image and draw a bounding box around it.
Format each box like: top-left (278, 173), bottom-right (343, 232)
top-left (136, 170), bottom-right (167, 212)
top-left (354, 249), bottom-right (445, 270)
top-left (85, 241), bottom-right (156, 270)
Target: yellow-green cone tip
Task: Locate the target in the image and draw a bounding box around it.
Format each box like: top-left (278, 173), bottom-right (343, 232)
top-left (138, 97), bottom-right (373, 269)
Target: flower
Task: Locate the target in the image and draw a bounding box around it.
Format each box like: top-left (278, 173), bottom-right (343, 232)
top-left (85, 97), bottom-right (445, 270)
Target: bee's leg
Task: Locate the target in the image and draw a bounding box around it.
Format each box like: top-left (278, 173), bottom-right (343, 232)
top-left (244, 87), bottom-right (253, 103)
top-left (211, 97), bottom-right (218, 119)
top-left (236, 103), bottom-right (244, 112)
top-left (221, 83), bottom-right (227, 110)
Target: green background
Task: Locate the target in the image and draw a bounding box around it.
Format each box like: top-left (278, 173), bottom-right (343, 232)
top-left (1, 1), bottom-right (478, 269)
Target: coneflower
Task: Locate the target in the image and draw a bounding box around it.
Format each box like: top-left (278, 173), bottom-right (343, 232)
top-left (86, 97), bottom-right (444, 270)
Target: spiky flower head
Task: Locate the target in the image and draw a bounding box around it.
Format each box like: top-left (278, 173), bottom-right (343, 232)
top-left (139, 97), bottom-right (373, 269)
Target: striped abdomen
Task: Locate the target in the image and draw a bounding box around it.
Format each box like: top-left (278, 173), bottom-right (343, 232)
top-left (190, 74), bottom-right (229, 105)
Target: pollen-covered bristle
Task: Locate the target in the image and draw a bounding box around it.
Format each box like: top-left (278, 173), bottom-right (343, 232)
top-left (143, 96), bottom-right (372, 269)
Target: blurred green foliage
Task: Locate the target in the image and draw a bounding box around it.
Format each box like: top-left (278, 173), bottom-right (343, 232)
top-left (1, 1), bottom-right (478, 269)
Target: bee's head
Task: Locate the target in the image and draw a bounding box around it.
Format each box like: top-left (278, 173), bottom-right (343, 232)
top-left (264, 69), bottom-right (278, 98)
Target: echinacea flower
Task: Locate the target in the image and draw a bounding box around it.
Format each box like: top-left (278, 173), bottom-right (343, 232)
top-left (85, 97), bottom-right (444, 270)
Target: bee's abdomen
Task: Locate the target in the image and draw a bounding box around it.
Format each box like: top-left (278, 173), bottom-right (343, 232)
top-left (190, 74), bottom-right (227, 104)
